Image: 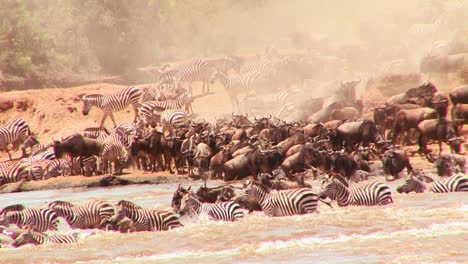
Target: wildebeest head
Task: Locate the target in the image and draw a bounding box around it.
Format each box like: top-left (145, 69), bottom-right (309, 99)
top-left (396, 177), bottom-right (421, 194)
top-left (12, 231), bottom-right (39, 247)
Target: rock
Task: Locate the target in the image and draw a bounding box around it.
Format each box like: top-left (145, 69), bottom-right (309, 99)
top-left (66, 106), bottom-right (77, 113)
top-left (15, 99), bottom-right (32, 112)
top-left (0, 98), bottom-right (14, 112)
top-left (86, 176), bottom-right (130, 188)
top-left (0, 180), bottom-right (26, 193)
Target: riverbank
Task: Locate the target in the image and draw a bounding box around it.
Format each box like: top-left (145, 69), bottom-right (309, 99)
top-left (0, 171), bottom-right (191, 194)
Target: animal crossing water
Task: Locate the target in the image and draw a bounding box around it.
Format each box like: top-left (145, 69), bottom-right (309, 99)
top-left (0, 179), bottom-right (466, 263)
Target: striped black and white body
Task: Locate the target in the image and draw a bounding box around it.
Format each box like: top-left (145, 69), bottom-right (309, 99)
top-left (81, 86), bottom-right (142, 128)
top-left (240, 58), bottom-right (272, 74)
top-left (43, 158), bottom-right (72, 179)
top-left (397, 174), bottom-right (468, 194)
top-left (151, 109), bottom-right (188, 135)
top-left (0, 118), bottom-right (31, 159)
top-left (116, 200), bottom-right (182, 231)
top-left (83, 127), bottom-right (110, 142)
top-left (0, 203), bottom-right (25, 216)
top-left (98, 127), bottom-right (132, 175)
top-left (12, 231), bottom-right (78, 247)
top-left (0, 160), bottom-right (30, 184)
top-left (320, 179), bottom-right (393, 207)
top-left (198, 57), bottom-right (241, 94)
top-left (179, 192), bottom-right (243, 221)
top-left (242, 181), bottom-right (319, 217)
top-left (210, 70), bottom-right (261, 113)
top-left (139, 83), bottom-right (178, 102)
top-left (160, 59), bottom-right (209, 95)
top-left (139, 93), bottom-right (193, 125)
top-left (48, 200), bottom-right (114, 229)
top-left (3, 207), bottom-right (59, 232)
top-left (239, 88), bottom-right (302, 114)
top-left (20, 148), bottom-right (56, 164)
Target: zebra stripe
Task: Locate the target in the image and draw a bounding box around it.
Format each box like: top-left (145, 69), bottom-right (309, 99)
top-left (3, 207), bottom-right (59, 232)
top-left (48, 200), bottom-right (114, 229)
top-left (0, 160), bottom-right (30, 184)
top-left (151, 109), bottom-right (188, 134)
top-left (242, 181), bottom-right (319, 216)
top-left (99, 128), bottom-right (132, 175)
top-left (320, 179), bottom-right (393, 206)
top-left (240, 88), bottom-right (302, 111)
top-left (179, 192), bottom-right (244, 221)
top-left (139, 93), bottom-right (193, 124)
top-left (82, 86), bottom-right (142, 127)
top-left (397, 174), bottom-right (468, 194)
top-left (13, 231), bottom-right (77, 247)
top-left (240, 58), bottom-right (272, 74)
top-left (83, 127), bottom-right (110, 142)
top-left (43, 158), bottom-right (72, 179)
top-left (211, 70), bottom-right (261, 113)
top-left (0, 204), bottom-right (25, 216)
top-left (0, 118), bottom-right (31, 159)
top-left (160, 59), bottom-right (209, 95)
top-left (116, 200), bottom-right (182, 231)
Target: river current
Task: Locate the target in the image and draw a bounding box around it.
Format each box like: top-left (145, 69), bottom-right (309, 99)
top-left (0, 179), bottom-right (466, 263)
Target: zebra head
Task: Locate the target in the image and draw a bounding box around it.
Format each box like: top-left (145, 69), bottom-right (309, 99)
top-left (12, 230), bottom-right (40, 247)
top-left (397, 176), bottom-right (422, 194)
top-left (178, 192), bottom-right (198, 216)
top-left (81, 94), bottom-right (102, 116)
top-left (319, 178), bottom-right (347, 201)
top-left (171, 184), bottom-right (190, 213)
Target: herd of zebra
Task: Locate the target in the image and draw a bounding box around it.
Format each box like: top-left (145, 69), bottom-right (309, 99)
top-left (0, 171), bottom-right (466, 248)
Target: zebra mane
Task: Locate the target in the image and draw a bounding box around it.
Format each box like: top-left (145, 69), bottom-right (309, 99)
top-left (117, 200), bottom-right (143, 210)
top-left (82, 94), bottom-right (103, 100)
top-left (48, 200), bottom-right (74, 208)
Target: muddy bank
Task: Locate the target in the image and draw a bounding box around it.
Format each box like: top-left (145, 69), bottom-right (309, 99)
top-left (0, 172), bottom-right (191, 194)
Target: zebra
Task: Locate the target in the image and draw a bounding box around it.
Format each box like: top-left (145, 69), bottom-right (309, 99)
top-left (97, 127), bottom-right (133, 175)
top-left (151, 109), bottom-right (188, 135)
top-left (239, 58), bottom-right (273, 74)
top-left (43, 158), bottom-right (72, 179)
top-left (116, 200), bottom-right (182, 231)
top-left (48, 200), bottom-right (115, 229)
top-left (179, 192), bottom-right (244, 222)
top-left (83, 127), bottom-right (110, 142)
top-left (0, 204), bottom-right (25, 216)
top-left (139, 93), bottom-right (193, 125)
top-left (198, 57), bottom-right (241, 94)
top-left (1, 207), bottom-right (59, 232)
top-left (160, 59), bottom-right (209, 95)
top-left (397, 174), bottom-right (468, 194)
top-left (81, 86), bottom-right (142, 128)
top-left (0, 118), bottom-right (31, 159)
top-left (210, 70), bottom-right (261, 113)
top-left (12, 230), bottom-right (78, 247)
top-left (241, 180), bottom-right (319, 217)
top-left (138, 83), bottom-right (178, 102)
top-left (239, 88), bottom-right (302, 113)
top-left (319, 178), bottom-right (393, 207)
top-left (0, 160), bottom-right (30, 184)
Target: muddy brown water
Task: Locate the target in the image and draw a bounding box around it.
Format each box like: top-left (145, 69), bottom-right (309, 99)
top-left (0, 177), bottom-right (466, 263)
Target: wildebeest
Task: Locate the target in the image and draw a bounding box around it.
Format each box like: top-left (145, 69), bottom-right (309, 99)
top-left (52, 133), bottom-right (101, 158)
top-left (449, 85), bottom-right (468, 106)
top-left (382, 148), bottom-right (413, 181)
top-left (392, 108), bottom-right (437, 145)
top-left (334, 120), bottom-right (385, 151)
top-left (433, 153), bottom-right (466, 176)
top-left (417, 118), bottom-right (463, 155)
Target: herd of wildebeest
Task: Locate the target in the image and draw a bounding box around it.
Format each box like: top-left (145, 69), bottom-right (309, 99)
top-left (1, 49), bottom-right (468, 248)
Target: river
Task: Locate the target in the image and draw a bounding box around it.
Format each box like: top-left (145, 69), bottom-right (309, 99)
top-left (0, 179), bottom-right (466, 263)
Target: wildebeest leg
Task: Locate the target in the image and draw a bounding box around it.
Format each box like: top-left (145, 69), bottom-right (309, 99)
top-left (132, 105), bottom-right (139, 123)
top-left (438, 140), bottom-right (443, 156)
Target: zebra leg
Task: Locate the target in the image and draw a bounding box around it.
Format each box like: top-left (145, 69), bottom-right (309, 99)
top-left (109, 113), bottom-right (118, 128)
top-left (100, 113), bottom-right (109, 128)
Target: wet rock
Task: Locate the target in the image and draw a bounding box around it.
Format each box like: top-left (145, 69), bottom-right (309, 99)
top-left (86, 176), bottom-right (130, 188)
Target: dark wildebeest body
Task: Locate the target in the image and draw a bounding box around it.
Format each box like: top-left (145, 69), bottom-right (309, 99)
top-left (52, 134), bottom-right (101, 158)
top-left (417, 119), bottom-right (463, 155)
top-left (334, 120), bottom-right (384, 151)
top-left (382, 149), bottom-right (413, 180)
top-left (392, 108), bottom-right (437, 145)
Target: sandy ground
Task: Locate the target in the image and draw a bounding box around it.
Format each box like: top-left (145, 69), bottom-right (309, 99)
top-left (0, 80), bottom-right (466, 193)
